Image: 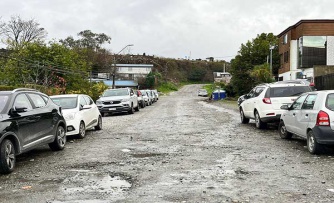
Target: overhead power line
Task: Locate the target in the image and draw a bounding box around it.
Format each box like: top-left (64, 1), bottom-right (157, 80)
top-left (0, 53), bottom-right (88, 76)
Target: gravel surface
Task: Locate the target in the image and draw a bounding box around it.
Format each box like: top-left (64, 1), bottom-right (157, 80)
top-left (1, 84), bottom-right (334, 203)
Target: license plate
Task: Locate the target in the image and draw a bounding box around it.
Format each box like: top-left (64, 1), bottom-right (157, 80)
top-left (109, 108), bottom-right (116, 111)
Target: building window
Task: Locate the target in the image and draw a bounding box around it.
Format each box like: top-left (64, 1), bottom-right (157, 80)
top-left (298, 36), bottom-right (327, 68)
top-left (283, 51), bottom-right (289, 63)
top-left (283, 34), bottom-right (288, 44)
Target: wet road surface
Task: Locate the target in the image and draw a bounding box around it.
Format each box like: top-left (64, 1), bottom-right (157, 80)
top-left (1, 84), bottom-right (334, 202)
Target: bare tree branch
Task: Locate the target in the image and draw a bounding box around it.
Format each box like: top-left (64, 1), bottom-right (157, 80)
top-left (0, 15), bottom-right (47, 49)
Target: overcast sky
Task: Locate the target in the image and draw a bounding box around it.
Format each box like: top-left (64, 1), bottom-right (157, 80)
top-left (1, 0), bottom-right (334, 61)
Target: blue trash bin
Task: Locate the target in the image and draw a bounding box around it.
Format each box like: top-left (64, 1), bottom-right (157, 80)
top-left (212, 91), bottom-right (219, 100)
top-left (212, 90), bottom-right (226, 100)
top-left (219, 90), bottom-right (226, 99)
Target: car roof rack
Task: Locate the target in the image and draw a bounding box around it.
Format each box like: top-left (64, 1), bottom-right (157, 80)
top-left (12, 88), bottom-right (39, 93)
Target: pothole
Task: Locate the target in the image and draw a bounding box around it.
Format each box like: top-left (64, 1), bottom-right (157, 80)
top-left (131, 153), bottom-right (163, 158)
top-left (61, 171), bottom-right (132, 197)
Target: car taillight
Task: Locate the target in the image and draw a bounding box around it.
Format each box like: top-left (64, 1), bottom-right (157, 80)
top-left (262, 98), bottom-right (271, 104)
top-left (316, 110), bottom-right (330, 126)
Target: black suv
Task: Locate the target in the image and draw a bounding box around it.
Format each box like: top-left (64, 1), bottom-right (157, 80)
top-left (0, 88), bottom-right (67, 174)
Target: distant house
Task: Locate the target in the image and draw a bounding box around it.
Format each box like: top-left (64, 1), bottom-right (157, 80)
top-left (277, 19), bottom-right (334, 81)
top-left (213, 72), bottom-right (232, 84)
top-left (115, 64), bottom-right (153, 81)
top-left (90, 78), bottom-right (139, 88)
top-left (94, 63), bottom-right (153, 88)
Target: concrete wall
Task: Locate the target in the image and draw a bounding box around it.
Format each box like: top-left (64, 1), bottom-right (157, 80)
top-left (314, 65), bottom-right (334, 77)
top-left (327, 36), bottom-right (334, 65)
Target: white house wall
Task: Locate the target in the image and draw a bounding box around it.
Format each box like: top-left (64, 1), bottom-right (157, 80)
top-left (327, 36), bottom-right (334, 65)
top-left (117, 67), bottom-right (152, 74)
top-left (290, 40), bottom-right (298, 72)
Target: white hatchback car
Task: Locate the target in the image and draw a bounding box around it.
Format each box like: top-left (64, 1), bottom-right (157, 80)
top-left (239, 83), bottom-right (312, 129)
top-left (279, 90), bottom-right (334, 154)
top-left (50, 94), bottom-right (102, 138)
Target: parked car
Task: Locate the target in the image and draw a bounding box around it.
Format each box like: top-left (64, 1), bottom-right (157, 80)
top-left (274, 79), bottom-right (316, 91)
top-left (0, 88), bottom-right (67, 174)
top-left (239, 83), bottom-right (313, 129)
top-left (96, 88), bottom-right (139, 116)
top-left (135, 90), bottom-right (146, 108)
top-left (146, 90), bottom-right (156, 103)
top-left (140, 90), bottom-right (152, 106)
top-left (152, 89), bottom-right (159, 100)
top-left (198, 89), bottom-right (208, 97)
top-left (50, 94), bottom-right (102, 139)
top-left (279, 90), bottom-right (334, 154)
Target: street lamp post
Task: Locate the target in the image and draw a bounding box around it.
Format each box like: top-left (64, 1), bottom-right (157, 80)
top-left (269, 45), bottom-right (275, 77)
top-left (112, 44), bottom-right (134, 89)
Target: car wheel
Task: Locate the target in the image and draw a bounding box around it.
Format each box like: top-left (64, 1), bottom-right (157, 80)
top-left (134, 104), bottom-right (140, 112)
top-left (141, 102), bottom-right (145, 108)
top-left (77, 121), bottom-right (86, 139)
top-left (95, 116), bottom-right (102, 130)
top-left (240, 108), bottom-right (249, 124)
top-left (49, 125), bottom-right (66, 151)
top-left (0, 139), bottom-right (16, 174)
top-left (278, 121), bottom-right (292, 139)
top-left (255, 111), bottom-right (267, 129)
top-left (128, 105), bottom-right (134, 114)
top-left (307, 130), bottom-right (322, 154)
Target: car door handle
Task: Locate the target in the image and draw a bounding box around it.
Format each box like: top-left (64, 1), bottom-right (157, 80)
top-left (305, 114), bottom-right (309, 117)
top-left (293, 113), bottom-right (296, 116)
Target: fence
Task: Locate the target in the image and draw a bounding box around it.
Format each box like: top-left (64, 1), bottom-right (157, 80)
top-left (315, 73), bottom-right (334, 90)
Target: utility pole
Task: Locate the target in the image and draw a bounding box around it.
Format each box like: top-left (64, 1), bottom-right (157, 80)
top-left (111, 44), bottom-right (134, 89)
top-left (269, 45), bottom-right (275, 77)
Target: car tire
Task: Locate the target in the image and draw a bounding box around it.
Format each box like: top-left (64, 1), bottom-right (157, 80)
top-left (141, 102), bottom-right (145, 108)
top-left (240, 108), bottom-right (249, 124)
top-left (307, 130), bottom-right (322, 154)
top-left (77, 121), bottom-right (86, 139)
top-left (278, 121), bottom-right (292, 139)
top-left (95, 116), bottom-right (102, 130)
top-left (255, 111), bottom-right (267, 129)
top-left (135, 104), bottom-right (140, 112)
top-left (49, 125), bottom-right (66, 151)
top-left (128, 105), bottom-right (134, 114)
top-left (0, 139), bottom-right (16, 174)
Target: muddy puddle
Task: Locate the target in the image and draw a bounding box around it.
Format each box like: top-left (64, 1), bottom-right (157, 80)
top-left (58, 170), bottom-right (132, 201)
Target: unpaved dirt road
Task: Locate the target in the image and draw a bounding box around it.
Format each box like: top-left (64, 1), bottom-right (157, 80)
top-left (1, 84), bottom-right (334, 203)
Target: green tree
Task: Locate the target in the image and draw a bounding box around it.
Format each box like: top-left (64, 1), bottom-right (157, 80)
top-left (230, 33), bottom-right (279, 95)
top-left (60, 30), bottom-right (111, 51)
top-left (0, 41), bottom-right (90, 92)
top-left (250, 63), bottom-right (275, 84)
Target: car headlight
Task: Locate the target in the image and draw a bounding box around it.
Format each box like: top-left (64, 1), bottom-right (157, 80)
top-left (122, 98), bottom-right (130, 102)
top-left (96, 100), bottom-right (102, 105)
top-left (64, 112), bottom-right (76, 121)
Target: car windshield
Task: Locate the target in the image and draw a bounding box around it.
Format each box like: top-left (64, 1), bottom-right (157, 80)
top-left (268, 86), bottom-right (311, 97)
top-left (326, 94), bottom-right (334, 111)
top-left (51, 97), bottom-right (77, 109)
top-left (103, 89), bottom-right (128, 97)
top-left (0, 95), bottom-right (9, 112)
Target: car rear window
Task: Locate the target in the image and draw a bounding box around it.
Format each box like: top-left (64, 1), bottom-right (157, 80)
top-left (0, 95), bottom-right (9, 112)
top-left (326, 94), bottom-right (334, 111)
top-left (266, 86), bottom-right (311, 98)
top-left (51, 97), bottom-right (78, 109)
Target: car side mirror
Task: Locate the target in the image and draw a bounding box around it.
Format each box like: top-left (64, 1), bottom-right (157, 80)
top-left (14, 106), bottom-right (28, 113)
top-left (8, 106), bottom-right (27, 116)
top-left (81, 105), bottom-right (91, 110)
top-left (280, 104), bottom-right (290, 110)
